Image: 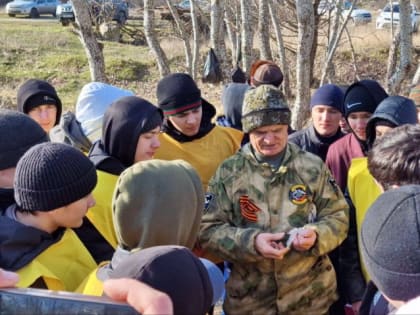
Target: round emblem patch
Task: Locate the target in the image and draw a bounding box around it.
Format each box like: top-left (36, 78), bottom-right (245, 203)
top-left (289, 185), bottom-right (308, 205)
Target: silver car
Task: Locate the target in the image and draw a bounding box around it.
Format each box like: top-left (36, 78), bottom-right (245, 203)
top-left (6, 0), bottom-right (58, 18)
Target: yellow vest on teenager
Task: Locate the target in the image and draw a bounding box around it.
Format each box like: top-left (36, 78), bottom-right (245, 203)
top-left (17, 229), bottom-right (97, 292)
top-left (76, 262), bottom-right (108, 295)
top-left (87, 170), bottom-right (119, 249)
top-left (154, 126), bottom-right (243, 190)
top-left (347, 157), bottom-right (382, 280)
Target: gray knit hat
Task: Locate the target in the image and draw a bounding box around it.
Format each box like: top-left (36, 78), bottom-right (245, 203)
top-left (0, 110), bottom-right (48, 170)
top-left (14, 142), bottom-right (97, 211)
top-left (361, 185), bottom-right (420, 302)
top-left (241, 85), bottom-right (291, 133)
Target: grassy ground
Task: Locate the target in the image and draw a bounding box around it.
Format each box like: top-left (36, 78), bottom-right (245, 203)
top-left (1, 9), bottom-right (420, 113)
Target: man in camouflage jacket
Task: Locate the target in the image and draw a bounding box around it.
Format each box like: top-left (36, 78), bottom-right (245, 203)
top-left (199, 85), bottom-right (349, 315)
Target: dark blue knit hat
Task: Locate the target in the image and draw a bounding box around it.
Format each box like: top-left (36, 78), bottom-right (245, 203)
top-left (310, 84), bottom-right (344, 113)
top-left (14, 142), bottom-right (97, 211)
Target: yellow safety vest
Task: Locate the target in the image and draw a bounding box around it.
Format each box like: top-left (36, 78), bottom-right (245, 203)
top-left (87, 170), bottom-right (119, 249)
top-left (154, 126), bottom-right (243, 190)
top-left (17, 229), bottom-right (97, 292)
top-left (76, 262), bottom-right (109, 296)
top-left (347, 157), bottom-right (382, 281)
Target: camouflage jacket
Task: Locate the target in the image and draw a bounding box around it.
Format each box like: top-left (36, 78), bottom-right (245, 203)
top-left (199, 143), bottom-right (349, 315)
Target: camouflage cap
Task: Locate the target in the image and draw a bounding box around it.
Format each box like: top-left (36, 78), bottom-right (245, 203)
top-left (241, 85), bottom-right (291, 133)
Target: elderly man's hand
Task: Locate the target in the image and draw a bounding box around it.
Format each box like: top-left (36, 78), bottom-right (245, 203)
top-left (292, 228), bottom-right (317, 251)
top-left (255, 232), bottom-right (290, 259)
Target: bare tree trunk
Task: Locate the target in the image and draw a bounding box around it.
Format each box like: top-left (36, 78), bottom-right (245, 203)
top-left (292, 0), bottom-right (314, 130)
top-left (308, 0), bottom-right (321, 86)
top-left (144, 0), bottom-right (170, 77)
top-left (387, 0), bottom-right (412, 94)
top-left (320, 0), bottom-right (354, 85)
top-left (165, 0), bottom-right (192, 75)
top-left (268, 0), bottom-right (291, 99)
top-left (72, 0), bottom-right (107, 82)
top-left (386, 31), bottom-right (400, 90)
top-left (240, 0), bottom-right (253, 72)
top-left (257, 0), bottom-right (272, 60)
top-left (344, 26), bottom-right (360, 81)
top-left (190, 0), bottom-right (200, 80)
top-left (411, 64), bottom-right (420, 85)
top-left (210, 0), bottom-right (227, 79)
top-left (224, 2), bottom-right (239, 67)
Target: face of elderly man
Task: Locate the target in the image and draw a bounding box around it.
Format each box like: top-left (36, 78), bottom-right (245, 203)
top-left (249, 124), bottom-right (289, 157)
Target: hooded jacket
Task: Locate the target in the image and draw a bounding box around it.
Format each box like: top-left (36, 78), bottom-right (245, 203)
top-left (17, 79), bottom-right (62, 126)
top-left (365, 95), bottom-right (418, 148)
top-left (75, 82), bottom-right (134, 144)
top-left (347, 95), bottom-right (418, 282)
top-left (219, 82), bottom-right (250, 131)
top-left (0, 211), bottom-right (96, 291)
top-left (80, 97), bottom-right (163, 263)
top-left (49, 111), bottom-right (92, 153)
top-left (89, 96), bottom-right (163, 175)
top-left (78, 160), bottom-right (204, 295)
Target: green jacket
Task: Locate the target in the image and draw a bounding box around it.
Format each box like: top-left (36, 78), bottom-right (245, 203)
top-left (199, 143), bottom-right (349, 315)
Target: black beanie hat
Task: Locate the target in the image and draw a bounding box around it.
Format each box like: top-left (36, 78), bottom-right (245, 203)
top-left (14, 142), bottom-right (97, 211)
top-left (157, 73), bottom-right (203, 116)
top-left (17, 79), bottom-right (62, 126)
top-left (344, 79), bottom-right (388, 118)
top-left (0, 110), bottom-right (48, 170)
top-left (109, 246), bottom-right (213, 315)
top-left (361, 185), bottom-right (420, 302)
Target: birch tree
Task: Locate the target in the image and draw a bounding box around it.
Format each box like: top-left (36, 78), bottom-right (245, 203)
top-left (224, 1), bottom-right (240, 67)
top-left (292, 0), bottom-right (314, 130)
top-left (165, 0), bottom-right (192, 75)
top-left (240, 0), bottom-right (253, 72)
top-left (190, 0), bottom-right (200, 79)
top-left (72, 0), bottom-right (107, 82)
top-left (386, 0), bottom-right (412, 94)
top-left (268, 0), bottom-right (291, 98)
top-left (144, 0), bottom-right (170, 77)
top-left (257, 0), bottom-right (272, 60)
top-left (210, 0), bottom-right (228, 79)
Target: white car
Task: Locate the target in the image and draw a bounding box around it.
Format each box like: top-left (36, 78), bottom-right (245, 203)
top-left (343, 7), bottom-right (372, 24)
top-left (376, 2), bottom-right (420, 33)
top-left (6, 0), bottom-right (58, 18)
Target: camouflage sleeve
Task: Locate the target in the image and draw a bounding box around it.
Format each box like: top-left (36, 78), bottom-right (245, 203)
top-left (304, 164), bottom-right (349, 256)
top-left (198, 170), bottom-right (264, 264)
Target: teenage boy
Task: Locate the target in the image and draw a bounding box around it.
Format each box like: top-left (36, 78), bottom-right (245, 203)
top-left (0, 142), bottom-right (98, 291)
top-left (0, 110), bottom-right (48, 211)
top-left (17, 79), bottom-right (62, 133)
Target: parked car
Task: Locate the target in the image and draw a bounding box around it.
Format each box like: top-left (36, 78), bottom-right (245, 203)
top-left (342, 7), bottom-right (372, 24)
top-left (318, 0), bottom-right (371, 24)
top-left (56, 0), bottom-right (128, 26)
top-left (6, 0), bottom-right (58, 18)
top-left (376, 2), bottom-right (420, 33)
top-left (175, 0), bottom-right (210, 13)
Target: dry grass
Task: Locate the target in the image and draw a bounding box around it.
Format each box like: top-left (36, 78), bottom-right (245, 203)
top-left (0, 10), bottom-right (419, 113)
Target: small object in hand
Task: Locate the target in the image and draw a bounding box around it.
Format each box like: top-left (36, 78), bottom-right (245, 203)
top-left (276, 228), bottom-right (299, 248)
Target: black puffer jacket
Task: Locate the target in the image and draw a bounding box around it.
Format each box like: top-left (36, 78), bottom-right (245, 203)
top-left (288, 124), bottom-right (344, 162)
